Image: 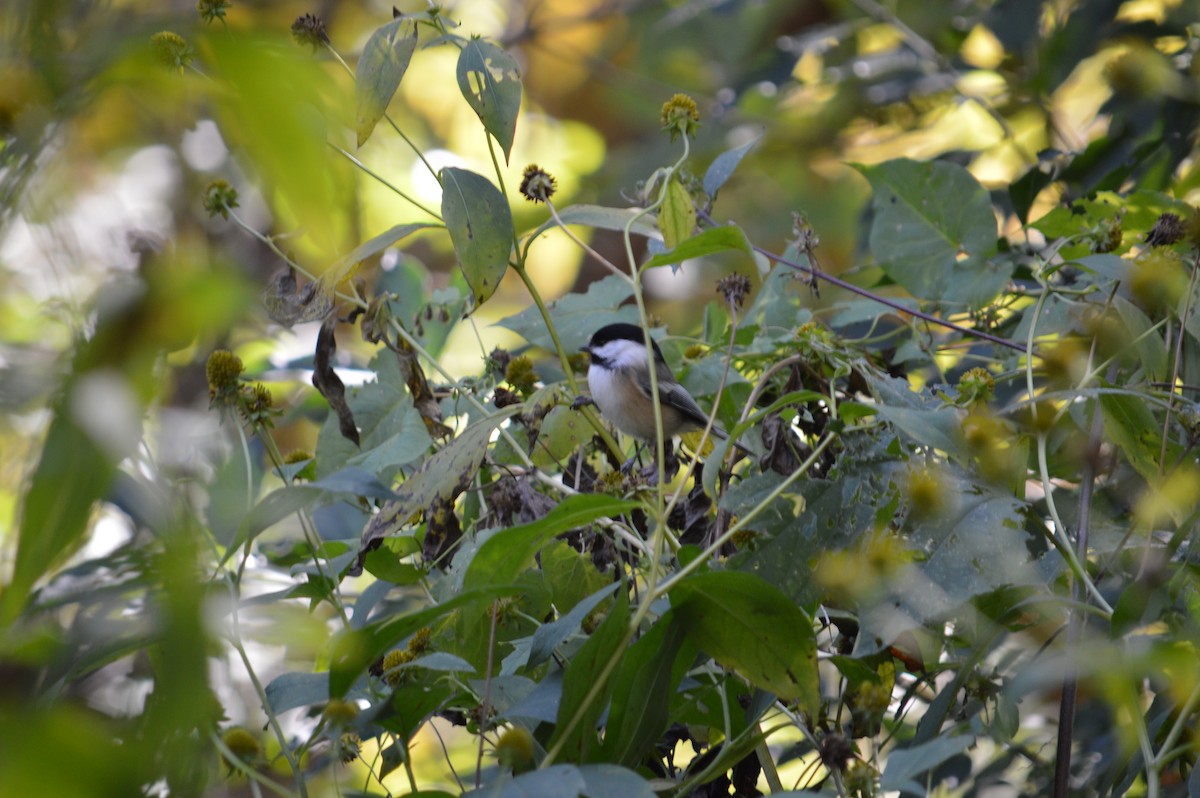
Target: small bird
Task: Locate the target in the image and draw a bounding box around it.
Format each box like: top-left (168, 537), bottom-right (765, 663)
top-left (580, 323), bottom-right (728, 458)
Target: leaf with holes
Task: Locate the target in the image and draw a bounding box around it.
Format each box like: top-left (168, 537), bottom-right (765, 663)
top-left (441, 167), bottom-right (513, 310)
top-left (456, 38), bottom-right (521, 161)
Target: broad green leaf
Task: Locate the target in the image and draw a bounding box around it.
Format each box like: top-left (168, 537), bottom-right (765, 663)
top-left (1100, 389), bottom-right (1162, 480)
top-left (531, 405), bottom-right (588, 467)
top-left (1009, 162), bottom-right (1054, 226)
top-left (364, 407), bottom-right (519, 547)
top-left (703, 133), bottom-right (761, 198)
top-left (880, 735), bottom-right (974, 793)
top-left (264, 671), bottom-right (330, 715)
top-left (1113, 297), bottom-right (1166, 382)
top-left (323, 222), bottom-right (438, 290)
top-left (540, 539), bottom-right (611, 616)
top-left (463, 494), bottom-right (641, 590)
top-left (577, 764), bottom-right (658, 798)
top-left (317, 352), bottom-right (433, 481)
top-left (356, 17), bottom-right (418, 147)
top-left (495, 274), bottom-right (638, 352)
top-left (329, 585), bottom-right (517, 696)
top-left (5, 410), bottom-right (116, 621)
top-left (659, 176), bottom-right (696, 250)
top-left (456, 38), bottom-right (522, 161)
top-left (528, 582), bottom-right (619, 668)
top-left (600, 612), bottom-right (688, 766)
top-left (525, 203), bottom-right (660, 244)
top-left (670, 571), bottom-right (819, 712)
top-left (549, 592), bottom-right (630, 762)
top-left (855, 158), bottom-right (1005, 308)
top-left (642, 224), bottom-right (752, 270)
top-left (441, 167), bottom-right (513, 309)
top-left (868, 373), bottom-right (968, 461)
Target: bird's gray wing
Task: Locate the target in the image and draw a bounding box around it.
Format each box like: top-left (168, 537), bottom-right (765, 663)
top-left (632, 364), bottom-right (712, 429)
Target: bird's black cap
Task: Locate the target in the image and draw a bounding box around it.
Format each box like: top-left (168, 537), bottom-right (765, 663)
top-left (585, 323), bottom-right (666, 361)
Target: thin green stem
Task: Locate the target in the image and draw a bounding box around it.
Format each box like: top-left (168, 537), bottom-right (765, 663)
top-left (509, 262), bottom-right (622, 458)
top-left (211, 733), bottom-right (299, 798)
top-left (328, 143), bottom-right (442, 221)
top-left (323, 42), bottom-right (440, 183)
top-left (227, 588), bottom-right (309, 798)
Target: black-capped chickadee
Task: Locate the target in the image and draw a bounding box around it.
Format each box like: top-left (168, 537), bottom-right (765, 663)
top-left (581, 323), bottom-right (728, 445)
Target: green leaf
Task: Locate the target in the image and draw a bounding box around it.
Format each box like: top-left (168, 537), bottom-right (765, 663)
top-left (531, 405), bottom-right (589, 467)
top-left (540, 539), bottom-right (611, 616)
top-left (1009, 162), bottom-right (1054, 226)
top-left (463, 494), bottom-right (641, 590)
top-left (326, 223), bottom-right (438, 289)
top-left (369, 407), bottom-right (519, 541)
top-left (855, 158), bottom-right (1005, 308)
top-left (527, 582), bottom-right (619, 668)
top-left (456, 38), bottom-right (522, 161)
top-left (1113, 297), bottom-right (1167, 382)
top-left (329, 585), bottom-right (517, 696)
top-left (495, 274), bottom-right (638, 352)
top-left (659, 176), bottom-right (696, 250)
top-left (525, 203), bottom-right (660, 244)
top-left (704, 133), bottom-right (761, 198)
top-left (642, 225), bottom-right (752, 270)
top-left (317, 352), bottom-right (433, 481)
top-left (264, 671), bottom-right (329, 715)
top-left (549, 592), bottom-right (630, 762)
top-left (670, 571), bottom-right (819, 712)
top-left (868, 373), bottom-right (968, 461)
top-left (600, 612), bottom-right (689, 766)
top-left (356, 17), bottom-right (419, 147)
top-left (880, 735), bottom-right (974, 793)
top-left (577, 764), bottom-right (658, 798)
top-left (1100, 389), bottom-right (1161, 480)
top-left (441, 167), bottom-right (513, 310)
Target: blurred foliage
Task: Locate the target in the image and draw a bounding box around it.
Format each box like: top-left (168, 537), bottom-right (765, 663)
top-left (4, 1), bottom-right (1200, 797)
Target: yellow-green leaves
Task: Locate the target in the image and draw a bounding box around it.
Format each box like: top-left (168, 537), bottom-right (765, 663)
top-left (659, 176), bottom-right (696, 250)
top-left (356, 17), bottom-right (418, 147)
top-left (457, 39), bottom-right (522, 162)
top-left (441, 167), bottom-right (513, 310)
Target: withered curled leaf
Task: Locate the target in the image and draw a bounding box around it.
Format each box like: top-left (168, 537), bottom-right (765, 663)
top-left (313, 319), bottom-right (360, 446)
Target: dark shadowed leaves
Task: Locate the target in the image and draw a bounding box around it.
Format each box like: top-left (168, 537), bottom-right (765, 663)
top-left (670, 570), bottom-right (819, 712)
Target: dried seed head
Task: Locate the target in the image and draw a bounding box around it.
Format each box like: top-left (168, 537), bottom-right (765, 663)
top-left (291, 13), bottom-right (330, 49)
top-left (150, 31), bottom-right (194, 73)
top-left (197, 0), bottom-right (231, 24)
top-left (717, 273), bottom-right (751, 308)
top-left (519, 164), bottom-right (557, 203)
top-left (1146, 212), bottom-right (1185, 247)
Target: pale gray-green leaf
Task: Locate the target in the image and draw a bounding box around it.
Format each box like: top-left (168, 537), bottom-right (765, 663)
top-left (356, 17), bottom-right (418, 147)
top-left (441, 167), bottom-right (513, 309)
top-left (456, 39), bottom-right (522, 161)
